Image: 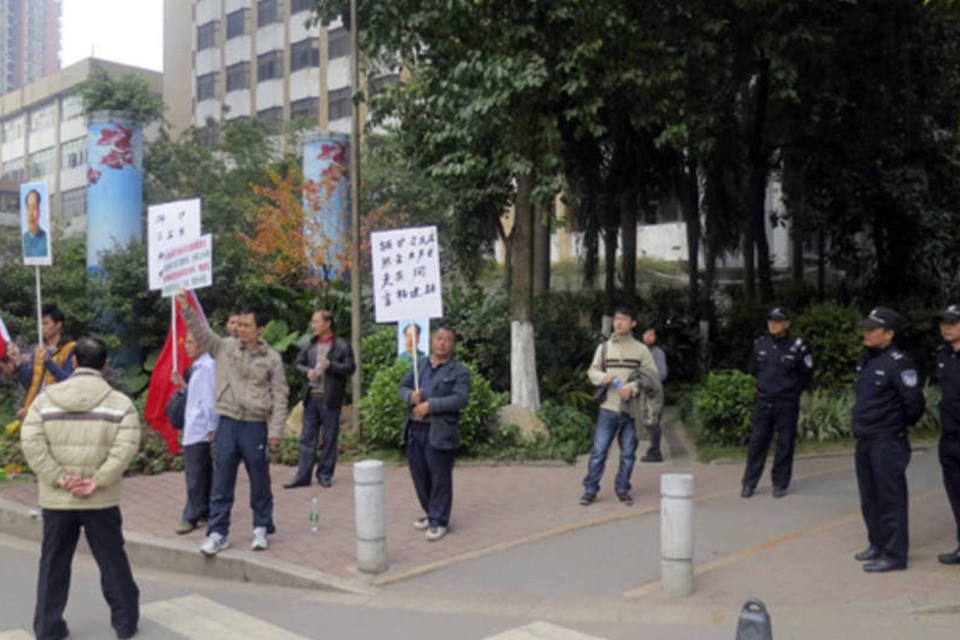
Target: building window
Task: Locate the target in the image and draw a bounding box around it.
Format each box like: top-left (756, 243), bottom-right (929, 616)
top-left (226, 9), bottom-right (247, 39)
top-left (60, 188), bottom-right (86, 219)
top-left (291, 0), bottom-right (313, 14)
top-left (290, 38), bottom-right (319, 72)
top-left (194, 123), bottom-right (219, 149)
top-left (226, 62), bottom-right (250, 92)
top-left (290, 97), bottom-right (318, 120)
top-left (2, 118), bottom-right (23, 143)
top-left (30, 102), bottom-right (55, 132)
top-left (197, 72), bottom-right (218, 101)
top-left (1, 158), bottom-right (24, 182)
top-left (257, 0), bottom-right (279, 27)
top-left (328, 28), bottom-right (349, 60)
top-left (328, 86), bottom-right (351, 121)
top-left (257, 51), bottom-right (283, 82)
top-left (257, 107), bottom-right (283, 134)
top-left (61, 138), bottom-right (86, 169)
top-left (61, 95), bottom-right (84, 121)
top-left (28, 147), bottom-right (55, 178)
top-left (197, 21), bottom-right (218, 51)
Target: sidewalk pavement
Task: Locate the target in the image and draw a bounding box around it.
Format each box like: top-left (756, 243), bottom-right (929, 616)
top-left (1, 407), bottom-right (958, 635)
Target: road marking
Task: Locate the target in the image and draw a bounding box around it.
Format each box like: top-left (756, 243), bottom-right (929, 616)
top-left (142, 594), bottom-right (307, 639)
top-left (0, 631), bottom-right (32, 640)
top-left (483, 621), bottom-right (607, 639)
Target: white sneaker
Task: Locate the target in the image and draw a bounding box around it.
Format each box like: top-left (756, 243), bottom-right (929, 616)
top-left (200, 532), bottom-right (228, 556)
top-left (413, 516), bottom-right (429, 530)
top-left (425, 526), bottom-right (448, 541)
top-left (251, 526), bottom-right (268, 551)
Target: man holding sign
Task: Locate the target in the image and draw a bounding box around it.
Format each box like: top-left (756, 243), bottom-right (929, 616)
top-left (398, 325), bottom-right (471, 542)
top-left (176, 288), bottom-right (289, 556)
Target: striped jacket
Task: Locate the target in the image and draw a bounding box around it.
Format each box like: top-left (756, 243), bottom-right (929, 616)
top-left (587, 334), bottom-right (658, 413)
top-left (21, 368), bottom-right (141, 510)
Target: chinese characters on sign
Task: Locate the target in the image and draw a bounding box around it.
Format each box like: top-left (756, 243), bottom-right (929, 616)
top-left (160, 234), bottom-right (213, 297)
top-left (370, 226), bottom-right (443, 323)
top-left (147, 199), bottom-right (202, 290)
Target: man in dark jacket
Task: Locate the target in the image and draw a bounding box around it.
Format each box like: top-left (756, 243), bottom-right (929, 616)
top-left (399, 325), bottom-right (471, 542)
top-left (741, 307), bottom-right (813, 498)
top-left (851, 306), bottom-right (925, 573)
top-left (285, 310), bottom-right (355, 489)
top-left (935, 304), bottom-right (960, 565)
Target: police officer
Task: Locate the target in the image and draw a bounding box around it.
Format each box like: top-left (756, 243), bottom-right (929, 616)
top-left (851, 306), bottom-right (925, 573)
top-left (935, 304), bottom-right (960, 565)
top-left (741, 307), bottom-right (813, 499)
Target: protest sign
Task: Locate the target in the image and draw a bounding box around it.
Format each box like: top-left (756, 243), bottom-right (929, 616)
top-left (148, 199), bottom-right (201, 290)
top-left (160, 234), bottom-right (213, 297)
top-left (370, 226), bottom-right (442, 323)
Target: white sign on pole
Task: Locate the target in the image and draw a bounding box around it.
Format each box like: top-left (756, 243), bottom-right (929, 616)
top-left (370, 226), bottom-right (442, 323)
top-left (161, 234), bottom-right (213, 297)
top-left (148, 198), bottom-right (202, 290)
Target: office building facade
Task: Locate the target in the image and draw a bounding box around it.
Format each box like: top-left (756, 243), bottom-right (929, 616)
top-left (0, 0), bottom-right (61, 95)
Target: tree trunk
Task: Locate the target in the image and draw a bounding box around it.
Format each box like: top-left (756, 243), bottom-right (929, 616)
top-left (497, 220), bottom-right (512, 292)
top-left (603, 222), bottom-right (618, 315)
top-left (791, 227), bottom-right (804, 283)
top-left (680, 159), bottom-right (700, 317)
top-left (533, 200), bottom-right (550, 294)
top-left (817, 228), bottom-right (826, 301)
top-left (742, 230), bottom-right (755, 299)
top-left (749, 58), bottom-right (774, 302)
top-left (619, 190), bottom-right (637, 296)
top-left (510, 172), bottom-right (540, 412)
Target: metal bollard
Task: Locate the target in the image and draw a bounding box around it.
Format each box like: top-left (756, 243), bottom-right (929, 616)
top-left (353, 459), bottom-right (387, 573)
top-left (735, 598), bottom-right (772, 640)
top-left (660, 473), bottom-right (694, 597)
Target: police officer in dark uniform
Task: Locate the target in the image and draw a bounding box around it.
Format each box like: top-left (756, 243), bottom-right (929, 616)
top-left (851, 306), bottom-right (925, 573)
top-left (741, 307), bottom-right (813, 499)
top-left (935, 304), bottom-right (960, 565)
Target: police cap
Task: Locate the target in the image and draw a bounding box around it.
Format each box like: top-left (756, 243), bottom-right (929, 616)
top-left (859, 306), bottom-right (901, 331)
top-left (939, 304), bottom-right (960, 324)
top-left (767, 306), bottom-right (791, 321)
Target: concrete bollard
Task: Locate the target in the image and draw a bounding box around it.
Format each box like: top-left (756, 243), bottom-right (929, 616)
top-left (660, 473), bottom-right (694, 597)
top-left (353, 459), bottom-right (387, 573)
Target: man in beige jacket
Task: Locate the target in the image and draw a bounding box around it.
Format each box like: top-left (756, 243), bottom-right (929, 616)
top-left (177, 288), bottom-right (289, 555)
top-left (21, 337), bottom-right (141, 640)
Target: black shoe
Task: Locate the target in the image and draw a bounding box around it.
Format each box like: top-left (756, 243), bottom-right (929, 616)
top-left (854, 545), bottom-right (881, 562)
top-left (318, 478), bottom-right (333, 488)
top-left (641, 452), bottom-right (663, 463)
top-left (741, 485), bottom-right (755, 498)
top-left (772, 486), bottom-right (788, 498)
top-left (579, 491), bottom-right (596, 506)
top-left (863, 557), bottom-right (906, 573)
top-left (616, 491), bottom-right (633, 506)
top-left (117, 627), bottom-right (138, 639)
top-left (283, 479), bottom-right (310, 489)
top-left (938, 547), bottom-right (960, 565)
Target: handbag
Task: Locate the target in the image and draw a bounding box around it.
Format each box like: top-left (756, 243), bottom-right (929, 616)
top-left (592, 340), bottom-right (609, 402)
top-left (165, 388), bottom-right (188, 430)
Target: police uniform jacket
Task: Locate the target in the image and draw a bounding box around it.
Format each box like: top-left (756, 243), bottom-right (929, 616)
top-left (936, 343), bottom-right (960, 435)
top-left (750, 334), bottom-right (813, 403)
top-left (851, 344), bottom-right (925, 439)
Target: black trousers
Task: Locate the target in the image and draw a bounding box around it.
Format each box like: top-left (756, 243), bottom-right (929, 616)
top-left (181, 440), bottom-right (213, 524)
top-left (294, 396), bottom-right (342, 483)
top-left (406, 425), bottom-right (455, 528)
top-left (742, 400), bottom-right (799, 490)
top-left (855, 435), bottom-right (911, 563)
top-left (35, 506), bottom-right (139, 640)
top-left (939, 432), bottom-right (960, 545)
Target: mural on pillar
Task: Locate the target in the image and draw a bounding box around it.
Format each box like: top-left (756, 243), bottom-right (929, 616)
top-left (86, 116), bottom-right (143, 274)
top-left (303, 136), bottom-right (350, 280)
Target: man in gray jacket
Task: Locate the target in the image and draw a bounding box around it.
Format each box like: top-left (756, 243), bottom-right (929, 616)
top-left (399, 325), bottom-right (471, 542)
top-left (21, 337), bottom-right (141, 640)
top-left (177, 288), bottom-right (289, 555)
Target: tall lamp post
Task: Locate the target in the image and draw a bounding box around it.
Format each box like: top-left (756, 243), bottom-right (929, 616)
top-left (349, 0), bottom-right (362, 436)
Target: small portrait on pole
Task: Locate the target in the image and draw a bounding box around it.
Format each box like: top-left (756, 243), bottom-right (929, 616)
top-left (21, 182), bottom-right (52, 266)
top-left (398, 319), bottom-right (429, 363)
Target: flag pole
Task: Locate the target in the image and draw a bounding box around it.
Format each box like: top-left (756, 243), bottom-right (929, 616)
top-left (349, 0), bottom-right (363, 438)
top-left (34, 266), bottom-right (42, 349)
top-left (171, 297), bottom-right (178, 373)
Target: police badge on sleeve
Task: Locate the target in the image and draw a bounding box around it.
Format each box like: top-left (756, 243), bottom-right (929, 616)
top-left (901, 369), bottom-right (918, 388)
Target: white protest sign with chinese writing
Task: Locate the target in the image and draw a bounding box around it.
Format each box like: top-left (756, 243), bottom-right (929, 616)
top-left (161, 234), bottom-right (213, 297)
top-left (148, 198), bottom-right (202, 290)
top-left (371, 226), bottom-right (442, 323)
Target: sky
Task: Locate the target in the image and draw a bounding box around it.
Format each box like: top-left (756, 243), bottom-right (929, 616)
top-left (61, 0), bottom-right (164, 72)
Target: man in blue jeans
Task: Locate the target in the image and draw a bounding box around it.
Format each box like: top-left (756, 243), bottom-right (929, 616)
top-left (177, 288), bottom-right (289, 555)
top-left (581, 305), bottom-right (658, 506)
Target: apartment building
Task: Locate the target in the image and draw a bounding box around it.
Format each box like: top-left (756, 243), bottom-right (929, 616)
top-left (164, 0), bottom-right (370, 142)
top-left (0, 0), bottom-right (61, 95)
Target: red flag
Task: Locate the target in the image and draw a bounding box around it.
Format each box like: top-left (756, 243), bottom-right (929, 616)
top-left (0, 314), bottom-right (10, 361)
top-left (144, 292), bottom-right (206, 455)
